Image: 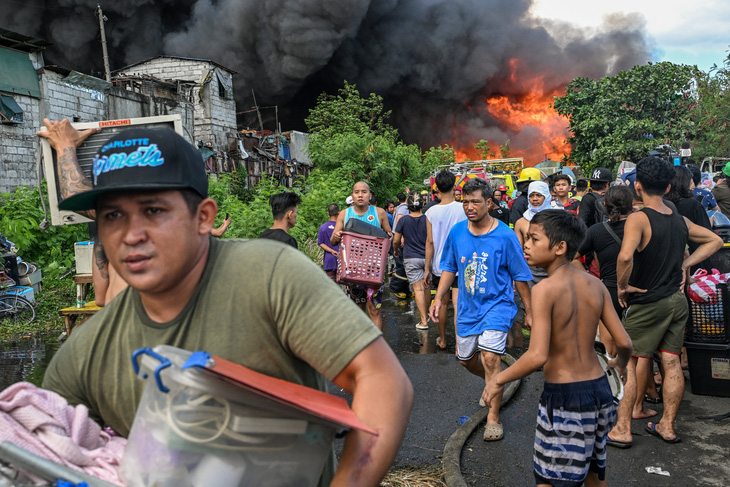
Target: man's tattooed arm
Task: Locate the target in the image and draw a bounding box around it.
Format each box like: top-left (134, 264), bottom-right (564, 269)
top-left (94, 242), bottom-right (109, 280)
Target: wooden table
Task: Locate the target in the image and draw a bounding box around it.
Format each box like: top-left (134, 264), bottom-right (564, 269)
top-left (72, 274), bottom-right (93, 306)
top-left (59, 300), bottom-right (100, 337)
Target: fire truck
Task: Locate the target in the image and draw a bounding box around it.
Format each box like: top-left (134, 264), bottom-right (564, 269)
top-left (427, 157), bottom-right (523, 198)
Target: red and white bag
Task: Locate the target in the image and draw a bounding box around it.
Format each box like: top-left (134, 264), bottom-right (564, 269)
top-left (688, 268), bottom-right (730, 303)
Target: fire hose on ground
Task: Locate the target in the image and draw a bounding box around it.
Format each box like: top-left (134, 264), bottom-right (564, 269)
top-left (442, 353), bottom-right (521, 487)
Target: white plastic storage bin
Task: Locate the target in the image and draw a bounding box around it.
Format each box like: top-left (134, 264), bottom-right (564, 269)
top-left (120, 345), bottom-right (340, 487)
top-left (74, 241), bottom-right (94, 275)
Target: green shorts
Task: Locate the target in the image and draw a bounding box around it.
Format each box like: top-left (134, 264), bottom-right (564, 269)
top-left (622, 291), bottom-right (688, 358)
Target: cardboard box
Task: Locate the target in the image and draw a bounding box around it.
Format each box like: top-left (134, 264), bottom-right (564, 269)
top-left (4, 286), bottom-right (34, 303)
top-left (74, 241), bottom-right (94, 275)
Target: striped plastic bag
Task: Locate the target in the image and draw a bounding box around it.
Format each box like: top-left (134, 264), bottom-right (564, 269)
top-left (688, 268), bottom-right (729, 303)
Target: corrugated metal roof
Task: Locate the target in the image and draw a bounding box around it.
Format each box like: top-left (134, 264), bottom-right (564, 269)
top-left (64, 70), bottom-right (111, 93)
top-left (0, 28), bottom-right (51, 54)
top-left (114, 55), bottom-right (237, 75)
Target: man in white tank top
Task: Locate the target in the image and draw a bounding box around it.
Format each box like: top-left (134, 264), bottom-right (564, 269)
top-left (425, 170), bottom-right (467, 350)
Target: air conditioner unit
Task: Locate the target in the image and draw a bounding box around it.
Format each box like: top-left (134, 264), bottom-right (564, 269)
top-left (40, 114), bottom-right (184, 226)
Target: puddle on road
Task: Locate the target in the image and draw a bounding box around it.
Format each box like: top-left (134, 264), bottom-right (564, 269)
top-left (380, 292), bottom-right (530, 359)
top-left (0, 335), bottom-right (60, 391)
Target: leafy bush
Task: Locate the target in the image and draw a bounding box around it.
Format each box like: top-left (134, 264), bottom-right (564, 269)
top-left (0, 185), bottom-right (88, 277)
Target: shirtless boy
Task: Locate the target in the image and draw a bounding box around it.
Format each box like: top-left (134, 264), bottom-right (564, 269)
top-left (486, 210), bottom-right (632, 487)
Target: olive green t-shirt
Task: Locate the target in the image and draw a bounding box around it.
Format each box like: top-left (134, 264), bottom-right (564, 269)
top-left (43, 237), bottom-right (381, 456)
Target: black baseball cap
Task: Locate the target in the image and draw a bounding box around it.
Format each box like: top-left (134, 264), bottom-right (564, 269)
top-left (589, 167), bottom-right (612, 182)
top-left (59, 127), bottom-right (208, 211)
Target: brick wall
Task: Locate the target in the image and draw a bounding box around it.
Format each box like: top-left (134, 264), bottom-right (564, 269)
top-left (115, 57), bottom-right (237, 153)
top-left (0, 70), bottom-right (108, 194)
top-left (0, 93), bottom-right (41, 192)
top-left (0, 66), bottom-right (196, 194)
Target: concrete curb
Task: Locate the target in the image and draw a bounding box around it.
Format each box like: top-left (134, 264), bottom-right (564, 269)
top-left (442, 354), bottom-right (520, 487)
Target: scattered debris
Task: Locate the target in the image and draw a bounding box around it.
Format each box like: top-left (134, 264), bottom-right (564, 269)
top-left (645, 466), bottom-right (671, 476)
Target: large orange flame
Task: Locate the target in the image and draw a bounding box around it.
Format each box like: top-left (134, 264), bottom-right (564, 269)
top-left (447, 58), bottom-right (571, 166)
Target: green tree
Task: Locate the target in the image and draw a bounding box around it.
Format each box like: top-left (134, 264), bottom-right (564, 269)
top-left (553, 62), bottom-right (701, 173)
top-left (689, 51), bottom-right (730, 159)
top-left (474, 139), bottom-right (494, 160)
top-left (0, 185), bottom-right (88, 275)
top-left (305, 82), bottom-right (431, 204)
top-left (499, 140), bottom-right (511, 159)
top-left (305, 81), bottom-right (398, 141)
top-left (422, 145), bottom-right (456, 168)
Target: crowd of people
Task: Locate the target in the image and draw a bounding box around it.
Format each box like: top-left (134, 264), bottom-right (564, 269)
top-left (24, 118), bottom-right (727, 486)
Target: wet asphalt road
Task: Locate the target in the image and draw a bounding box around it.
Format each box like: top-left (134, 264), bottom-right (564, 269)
top-left (333, 287), bottom-right (730, 486)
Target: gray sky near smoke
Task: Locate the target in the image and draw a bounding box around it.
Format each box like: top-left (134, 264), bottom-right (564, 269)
top-left (5, 0), bottom-right (651, 152)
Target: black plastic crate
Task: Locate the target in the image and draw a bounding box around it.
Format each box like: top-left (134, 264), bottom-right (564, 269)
top-left (685, 341), bottom-right (730, 397)
top-left (686, 282), bottom-right (730, 344)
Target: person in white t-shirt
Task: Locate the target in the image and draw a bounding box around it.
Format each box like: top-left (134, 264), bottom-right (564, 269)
top-left (425, 170), bottom-right (468, 350)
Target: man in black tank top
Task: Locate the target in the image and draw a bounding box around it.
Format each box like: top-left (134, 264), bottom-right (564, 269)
top-left (609, 157), bottom-right (722, 447)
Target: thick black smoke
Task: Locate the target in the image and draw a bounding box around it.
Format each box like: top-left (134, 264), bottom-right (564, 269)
top-left (5, 0), bottom-right (652, 155)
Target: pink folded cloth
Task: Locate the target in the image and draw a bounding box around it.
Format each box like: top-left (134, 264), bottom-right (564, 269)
top-left (0, 382), bottom-right (126, 485)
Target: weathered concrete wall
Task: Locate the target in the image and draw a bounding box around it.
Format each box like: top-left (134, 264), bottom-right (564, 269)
top-left (0, 92), bottom-right (40, 192)
top-left (115, 58), bottom-right (237, 153)
top-left (1, 65), bottom-right (195, 194)
top-left (1, 67), bottom-right (106, 193)
top-left (105, 86), bottom-right (195, 144)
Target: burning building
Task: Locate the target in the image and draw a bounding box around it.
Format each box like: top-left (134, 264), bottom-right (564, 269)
top-left (5, 0), bottom-right (653, 166)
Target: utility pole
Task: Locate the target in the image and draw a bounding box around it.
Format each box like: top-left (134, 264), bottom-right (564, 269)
top-left (95, 5), bottom-right (111, 82)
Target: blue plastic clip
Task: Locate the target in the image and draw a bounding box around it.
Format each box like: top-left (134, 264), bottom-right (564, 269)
top-left (182, 351), bottom-right (212, 370)
top-left (131, 347), bottom-right (172, 393)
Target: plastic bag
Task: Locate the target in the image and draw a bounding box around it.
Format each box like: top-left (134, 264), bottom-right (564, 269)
top-left (688, 268), bottom-right (729, 303)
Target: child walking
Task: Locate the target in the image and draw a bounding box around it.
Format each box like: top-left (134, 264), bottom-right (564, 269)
top-left (486, 210), bottom-right (632, 486)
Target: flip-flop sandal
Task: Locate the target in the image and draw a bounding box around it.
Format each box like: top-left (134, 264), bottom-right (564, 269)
top-left (644, 394), bottom-right (662, 404)
top-left (645, 422), bottom-right (681, 443)
top-left (606, 435), bottom-right (632, 449)
top-left (483, 422), bottom-right (503, 441)
top-left (415, 322), bottom-right (429, 330)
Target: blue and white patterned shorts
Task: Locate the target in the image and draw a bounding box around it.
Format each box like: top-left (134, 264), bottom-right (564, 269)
top-left (533, 375), bottom-right (617, 486)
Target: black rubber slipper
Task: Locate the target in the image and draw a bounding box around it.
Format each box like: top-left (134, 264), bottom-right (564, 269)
top-left (645, 422), bottom-right (681, 443)
top-left (644, 394), bottom-right (662, 404)
top-left (606, 435), bottom-right (632, 449)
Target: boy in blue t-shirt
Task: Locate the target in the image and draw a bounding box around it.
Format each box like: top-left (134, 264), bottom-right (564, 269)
top-left (430, 178), bottom-right (533, 442)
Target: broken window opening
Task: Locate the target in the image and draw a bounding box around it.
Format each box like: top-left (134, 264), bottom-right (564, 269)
top-left (0, 94), bottom-right (23, 124)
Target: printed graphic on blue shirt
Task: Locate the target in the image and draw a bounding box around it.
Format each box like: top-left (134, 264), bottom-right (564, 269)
top-left (463, 252), bottom-right (489, 295)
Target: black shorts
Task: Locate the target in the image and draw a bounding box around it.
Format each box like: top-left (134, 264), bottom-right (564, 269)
top-left (431, 274), bottom-right (458, 292)
top-left (605, 284), bottom-right (623, 320)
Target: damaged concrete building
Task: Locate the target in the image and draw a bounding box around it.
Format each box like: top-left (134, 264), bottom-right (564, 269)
top-left (0, 27), bottom-right (311, 197)
top-left (113, 56), bottom-right (239, 173)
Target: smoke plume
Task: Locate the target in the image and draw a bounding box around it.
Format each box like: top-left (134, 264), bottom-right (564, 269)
top-left (5, 0), bottom-right (652, 159)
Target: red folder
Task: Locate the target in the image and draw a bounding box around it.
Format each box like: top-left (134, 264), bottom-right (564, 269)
top-left (199, 354), bottom-right (378, 436)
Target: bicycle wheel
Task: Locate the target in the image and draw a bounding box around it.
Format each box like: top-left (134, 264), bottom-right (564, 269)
top-left (0, 294), bottom-right (36, 328)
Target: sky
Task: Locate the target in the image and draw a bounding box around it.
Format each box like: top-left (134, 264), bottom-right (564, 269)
top-left (531, 0), bottom-right (730, 72)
